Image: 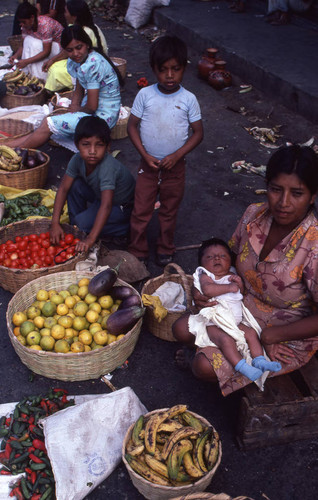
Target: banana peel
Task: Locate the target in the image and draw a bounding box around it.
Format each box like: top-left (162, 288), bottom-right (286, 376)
top-left (142, 294), bottom-right (168, 322)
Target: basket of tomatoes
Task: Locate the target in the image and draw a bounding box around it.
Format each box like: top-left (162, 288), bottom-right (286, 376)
top-left (0, 219), bottom-right (89, 293)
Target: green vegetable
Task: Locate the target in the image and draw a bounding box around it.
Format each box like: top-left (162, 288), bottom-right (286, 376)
top-left (0, 193), bottom-right (51, 226)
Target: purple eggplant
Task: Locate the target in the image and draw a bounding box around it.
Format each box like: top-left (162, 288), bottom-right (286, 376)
top-left (118, 294), bottom-right (141, 310)
top-left (111, 285), bottom-right (134, 300)
top-left (106, 306), bottom-right (145, 335)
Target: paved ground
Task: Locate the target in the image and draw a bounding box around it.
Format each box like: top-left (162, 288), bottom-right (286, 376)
top-left (0, 1), bottom-right (318, 499)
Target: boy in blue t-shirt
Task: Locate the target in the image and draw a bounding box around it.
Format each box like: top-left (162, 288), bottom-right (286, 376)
top-left (128, 35), bottom-right (203, 266)
top-left (50, 116), bottom-right (135, 253)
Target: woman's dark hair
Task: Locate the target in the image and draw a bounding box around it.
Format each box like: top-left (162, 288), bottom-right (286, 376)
top-left (149, 35), bottom-right (187, 70)
top-left (266, 144), bottom-right (318, 195)
top-left (198, 238), bottom-right (232, 266)
top-left (66, 0), bottom-right (103, 54)
top-left (16, 2), bottom-right (38, 21)
top-left (61, 24), bottom-right (124, 87)
top-left (74, 116), bottom-right (111, 146)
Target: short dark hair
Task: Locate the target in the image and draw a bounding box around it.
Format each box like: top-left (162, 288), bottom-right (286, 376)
top-left (149, 35), bottom-right (187, 70)
top-left (16, 2), bottom-right (37, 20)
top-left (74, 116), bottom-right (111, 146)
top-left (61, 24), bottom-right (92, 51)
top-left (198, 238), bottom-right (232, 266)
top-left (266, 144), bottom-right (318, 195)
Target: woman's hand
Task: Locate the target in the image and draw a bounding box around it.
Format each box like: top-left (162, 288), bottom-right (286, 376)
top-left (192, 286), bottom-right (216, 310)
top-left (42, 60), bottom-right (52, 72)
top-left (263, 342), bottom-right (295, 364)
top-left (16, 60), bottom-right (28, 70)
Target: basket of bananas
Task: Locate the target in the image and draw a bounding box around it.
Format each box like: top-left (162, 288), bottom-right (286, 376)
top-left (0, 145), bottom-right (50, 189)
top-left (122, 405), bottom-right (222, 500)
top-left (1, 69), bottom-right (46, 109)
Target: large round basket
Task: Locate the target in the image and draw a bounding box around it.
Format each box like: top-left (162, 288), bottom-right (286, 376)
top-left (172, 495), bottom-right (253, 500)
top-left (110, 57), bottom-right (127, 80)
top-left (110, 106), bottom-right (131, 140)
top-left (0, 119), bottom-right (34, 141)
top-left (141, 263), bottom-right (193, 342)
top-left (0, 220), bottom-right (89, 293)
top-left (7, 35), bottom-right (23, 53)
top-left (6, 271), bottom-right (143, 381)
top-left (0, 148), bottom-right (49, 190)
top-left (122, 409), bottom-right (222, 500)
top-left (0, 85), bottom-right (47, 109)
top-left (50, 90), bottom-right (73, 110)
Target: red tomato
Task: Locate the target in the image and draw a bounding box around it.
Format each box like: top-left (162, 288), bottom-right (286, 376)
top-left (34, 259), bottom-right (43, 267)
top-left (47, 246), bottom-right (56, 256)
top-left (7, 243), bottom-right (17, 253)
top-left (17, 240), bottom-right (27, 251)
top-left (5, 240), bottom-right (14, 246)
top-left (44, 255), bottom-right (53, 265)
top-left (15, 236), bottom-right (22, 243)
top-left (18, 250), bottom-right (26, 259)
top-left (59, 239), bottom-right (66, 248)
top-left (4, 258), bottom-right (12, 268)
top-left (66, 246), bottom-right (75, 255)
top-left (65, 234), bottom-right (74, 245)
top-left (29, 234), bottom-right (38, 242)
top-left (25, 247), bottom-right (31, 256)
top-left (0, 251), bottom-right (5, 262)
top-left (73, 238), bottom-right (80, 245)
top-left (30, 242), bottom-right (40, 252)
top-left (55, 247), bottom-right (63, 254)
top-left (60, 251), bottom-right (67, 261)
top-left (31, 251), bottom-right (39, 260)
top-left (41, 239), bottom-right (50, 249)
top-left (10, 260), bottom-right (19, 269)
top-left (22, 235), bottom-right (29, 242)
top-left (39, 232), bottom-right (49, 239)
top-left (55, 256), bottom-right (63, 264)
top-left (19, 258), bottom-right (28, 268)
top-left (38, 248), bottom-right (47, 258)
top-left (10, 252), bottom-right (19, 261)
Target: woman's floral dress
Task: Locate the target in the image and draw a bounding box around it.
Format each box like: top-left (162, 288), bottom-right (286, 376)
top-left (198, 202), bottom-right (318, 396)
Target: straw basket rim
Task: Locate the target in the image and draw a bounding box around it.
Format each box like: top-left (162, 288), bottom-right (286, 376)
top-left (1, 85), bottom-right (47, 109)
top-left (50, 91), bottom-right (73, 110)
top-left (141, 263), bottom-right (193, 342)
top-left (0, 118), bottom-right (34, 140)
top-left (6, 270), bottom-right (143, 380)
top-left (0, 148), bottom-right (49, 178)
top-left (0, 220), bottom-right (89, 293)
top-left (122, 408), bottom-right (222, 500)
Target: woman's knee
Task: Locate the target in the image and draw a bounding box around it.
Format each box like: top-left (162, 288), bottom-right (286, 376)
top-left (192, 352), bottom-right (217, 383)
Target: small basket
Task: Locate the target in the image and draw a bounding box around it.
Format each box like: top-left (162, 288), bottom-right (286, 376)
top-left (50, 91), bottom-right (73, 110)
top-left (7, 35), bottom-right (23, 53)
top-left (111, 57), bottom-right (127, 80)
top-left (0, 119), bottom-right (34, 141)
top-left (141, 263), bottom-right (193, 342)
top-left (122, 409), bottom-right (222, 500)
top-left (0, 220), bottom-right (89, 294)
top-left (0, 148), bottom-right (50, 190)
top-left (6, 271), bottom-right (143, 381)
top-left (110, 106), bottom-right (131, 140)
top-left (0, 85), bottom-right (47, 110)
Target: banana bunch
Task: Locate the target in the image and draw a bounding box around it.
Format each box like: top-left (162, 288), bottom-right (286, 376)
top-left (3, 69), bottom-right (42, 95)
top-left (0, 146), bottom-right (22, 172)
top-left (125, 404), bottom-right (220, 487)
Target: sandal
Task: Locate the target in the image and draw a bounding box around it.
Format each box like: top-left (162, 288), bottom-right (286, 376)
top-left (156, 253), bottom-right (174, 267)
top-left (174, 347), bottom-right (195, 371)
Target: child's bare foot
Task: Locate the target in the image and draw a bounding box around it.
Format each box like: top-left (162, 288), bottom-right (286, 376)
top-left (174, 346), bottom-right (195, 371)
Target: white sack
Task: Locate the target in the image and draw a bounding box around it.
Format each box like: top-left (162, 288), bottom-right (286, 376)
top-left (153, 281), bottom-right (186, 312)
top-left (125, 0), bottom-right (170, 29)
top-left (41, 387), bottom-right (147, 500)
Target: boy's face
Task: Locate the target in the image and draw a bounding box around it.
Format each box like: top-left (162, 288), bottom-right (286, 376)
top-left (201, 244), bottom-right (232, 278)
top-left (77, 136), bottom-right (107, 168)
top-left (153, 58), bottom-right (185, 94)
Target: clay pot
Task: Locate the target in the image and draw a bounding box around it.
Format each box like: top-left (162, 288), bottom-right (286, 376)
top-left (208, 60), bottom-right (232, 90)
top-left (197, 48), bottom-right (219, 80)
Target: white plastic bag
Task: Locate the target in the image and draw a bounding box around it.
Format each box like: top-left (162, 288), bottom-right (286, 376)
top-left (125, 0), bottom-right (170, 29)
top-left (41, 388), bottom-right (147, 500)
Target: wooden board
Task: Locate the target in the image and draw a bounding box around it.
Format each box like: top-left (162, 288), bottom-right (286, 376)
top-left (236, 355), bottom-right (318, 449)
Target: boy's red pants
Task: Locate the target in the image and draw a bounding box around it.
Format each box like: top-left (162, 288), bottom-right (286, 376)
top-left (129, 158), bottom-right (185, 257)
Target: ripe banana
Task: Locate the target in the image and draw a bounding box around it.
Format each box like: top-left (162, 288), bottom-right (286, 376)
top-left (144, 404), bottom-right (187, 455)
top-left (0, 145), bottom-right (21, 160)
top-left (192, 427), bottom-right (212, 473)
top-left (167, 438), bottom-right (193, 481)
top-left (182, 411), bottom-right (205, 433)
top-left (161, 426), bottom-right (200, 461)
top-left (144, 454), bottom-right (169, 479)
top-left (125, 454), bottom-right (171, 486)
top-left (131, 415), bottom-right (144, 446)
top-left (204, 429), bottom-right (219, 470)
top-left (158, 419), bottom-right (183, 433)
top-left (0, 155), bottom-right (20, 172)
top-left (3, 69), bottom-right (20, 82)
top-left (5, 71), bottom-right (24, 83)
top-left (183, 451), bottom-right (204, 478)
top-left (126, 439), bottom-right (145, 457)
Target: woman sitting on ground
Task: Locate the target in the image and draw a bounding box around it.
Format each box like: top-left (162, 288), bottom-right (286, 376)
top-left (173, 144), bottom-right (318, 396)
top-left (43, 0), bottom-right (109, 94)
top-left (9, 1), bottom-right (63, 81)
top-left (5, 25), bottom-right (121, 153)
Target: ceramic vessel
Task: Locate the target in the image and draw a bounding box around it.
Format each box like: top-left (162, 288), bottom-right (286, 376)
top-left (208, 60), bottom-right (232, 90)
top-left (197, 48), bottom-right (218, 80)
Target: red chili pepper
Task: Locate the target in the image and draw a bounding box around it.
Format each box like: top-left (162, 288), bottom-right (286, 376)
top-left (20, 413), bottom-right (28, 419)
top-left (0, 470), bottom-right (11, 475)
top-left (29, 453), bottom-right (43, 464)
top-left (28, 447), bottom-right (35, 453)
top-left (28, 415), bottom-right (35, 424)
top-left (5, 418), bottom-right (11, 426)
top-left (0, 451), bottom-right (7, 460)
top-left (32, 439), bottom-right (46, 451)
top-left (4, 442), bottom-right (12, 460)
top-left (29, 424), bottom-right (36, 433)
top-left (25, 467), bottom-right (32, 474)
top-left (30, 470), bottom-right (37, 484)
top-left (40, 400), bottom-right (48, 413)
top-left (31, 495), bottom-right (41, 500)
top-left (53, 388), bottom-right (68, 394)
top-left (61, 395), bottom-right (68, 404)
top-left (10, 487), bottom-right (23, 500)
top-left (40, 472), bottom-right (47, 477)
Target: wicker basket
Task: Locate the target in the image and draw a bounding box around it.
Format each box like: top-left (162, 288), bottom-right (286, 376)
top-left (1, 85), bottom-right (47, 110)
top-left (111, 57), bottom-right (127, 80)
top-left (6, 271), bottom-right (143, 381)
top-left (0, 220), bottom-right (89, 293)
top-left (141, 264), bottom-right (193, 342)
top-left (111, 106), bottom-right (131, 140)
top-left (172, 495), bottom-right (253, 500)
top-left (7, 35), bottom-right (23, 53)
top-left (0, 119), bottom-right (34, 141)
top-left (122, 409), bottom-right (222, 500)
top-left (0, 148), bottom-right (49, 190)
top-left (50, 91), bottom-right (73, 110)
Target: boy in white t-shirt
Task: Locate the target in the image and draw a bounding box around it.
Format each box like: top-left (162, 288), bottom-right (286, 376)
top-left (127, 35), bottom-right (203, 266)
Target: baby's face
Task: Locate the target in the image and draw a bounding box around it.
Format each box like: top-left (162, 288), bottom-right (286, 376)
top-left (201, 244), bottom-right (231, 277)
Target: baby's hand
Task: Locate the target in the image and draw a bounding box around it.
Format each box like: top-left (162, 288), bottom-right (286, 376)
top-left (228, 282), bottom-right (239, 293)
top-left (229, 274), bottom-right (243, 293)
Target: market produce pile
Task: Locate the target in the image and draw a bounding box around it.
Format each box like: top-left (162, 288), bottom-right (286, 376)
top-left (0, 389), bottom-right (74, 499)
top-left (0, 194), bottom-right (51, 226)
top-left (2, 69), bottom-right (43, 96)
top-left (125, 404), bottom-right (220, 487)
top-left (0, 146), bottom-right (47, 173)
